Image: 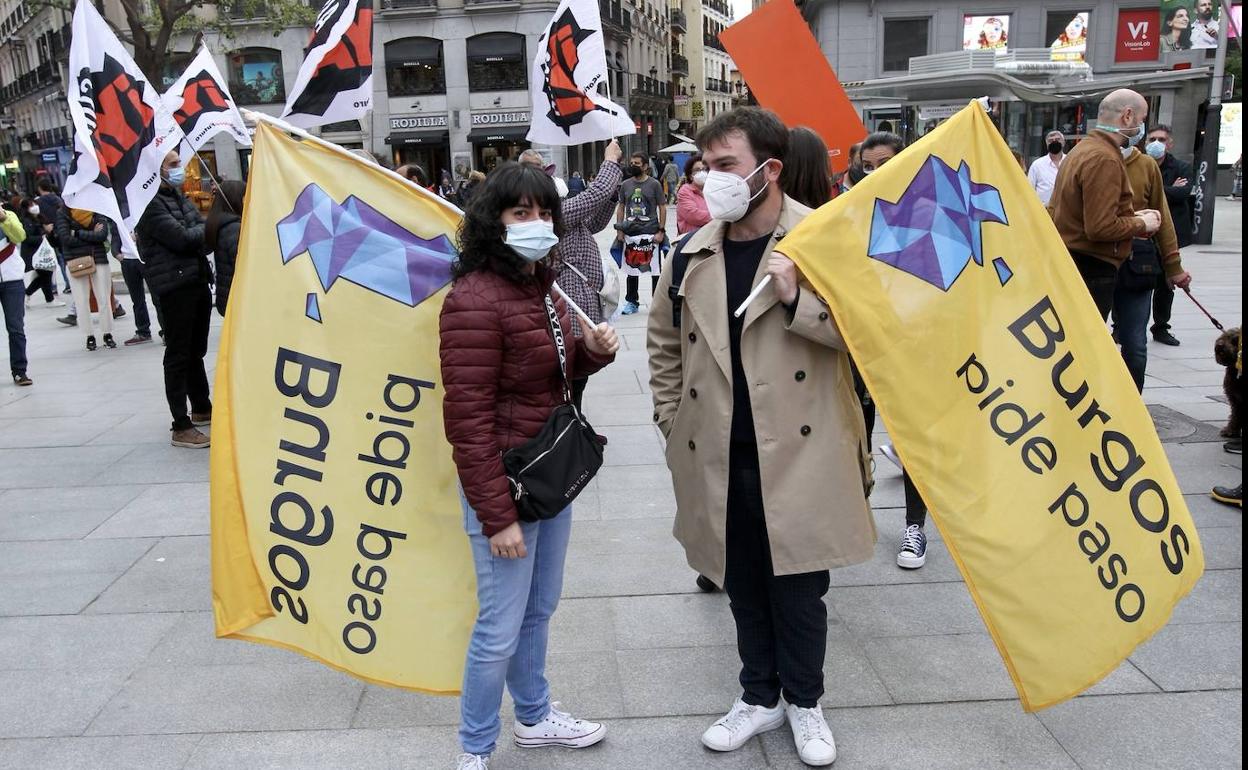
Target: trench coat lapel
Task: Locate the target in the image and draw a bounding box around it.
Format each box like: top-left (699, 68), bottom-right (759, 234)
top-left (682, 253), bottom-right (733, 382)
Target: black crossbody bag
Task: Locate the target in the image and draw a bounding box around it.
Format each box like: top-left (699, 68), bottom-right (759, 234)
top-left (502, 294), bottom-right (604, 521)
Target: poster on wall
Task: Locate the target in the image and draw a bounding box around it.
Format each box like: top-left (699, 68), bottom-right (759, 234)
top-left (1220, 103), bottom-right (1242, 166)
top-left (1116, 8), bottom-right (1161, 62)
top-left (963, 15), bottom-right (1011, 52)
top-left (1159, 0), bottom-right (1220, 51)
top-left (1048, 12), bottom-right (1090, 61)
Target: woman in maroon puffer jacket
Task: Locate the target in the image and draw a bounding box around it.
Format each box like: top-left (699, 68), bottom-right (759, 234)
top-left (440, 162), bottom-right (619, 769)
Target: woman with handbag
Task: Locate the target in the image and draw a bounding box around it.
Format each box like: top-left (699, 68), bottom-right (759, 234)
top-left (17, 199), bottom-right (57, 305)
top-left (439, 162), bottom-right (619, 770)
top-left (54, 207), bottom-right (115, 350)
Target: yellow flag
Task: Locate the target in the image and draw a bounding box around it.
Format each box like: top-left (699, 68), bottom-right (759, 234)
top-left (210, 121), bottom-right (475, 692)
top-left (780, 104), bottom-right (1204, 711)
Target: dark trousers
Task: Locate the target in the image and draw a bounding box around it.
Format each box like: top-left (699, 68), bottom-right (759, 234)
top-left (1, 279), bottom-right (27, 376)
top-left (24, 269), bottom-right (54, 302)
top-left (724, 443), bottom-right (830, 710)
top-left (1072, 251), bottom-right (1119, 321)
top-left (161, 283), bottom-right (212, 431)
top-left (1112, 277), bottom-right (1154, 392)
top-left (855, 362), bottom-right (927, 527)
top-left (120, 259), bottom-right (156, 337)
top-left (625, 275), bottom-right (659, 305)
top-left (1151, 273), bottom-right (1174, 335)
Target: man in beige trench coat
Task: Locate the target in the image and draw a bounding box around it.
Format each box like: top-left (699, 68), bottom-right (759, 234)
top-left (647, 108), bottom-right (876, 768)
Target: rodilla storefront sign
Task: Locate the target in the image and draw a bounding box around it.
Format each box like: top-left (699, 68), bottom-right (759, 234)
top-left (471, 111), bottom-right (530, 126)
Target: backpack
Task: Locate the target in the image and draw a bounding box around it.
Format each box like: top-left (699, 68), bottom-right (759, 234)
top-left (666, 229), bottom-right (700, 328)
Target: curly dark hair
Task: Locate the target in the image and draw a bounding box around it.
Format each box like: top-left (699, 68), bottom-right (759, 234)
top-left (453, 162), bottom-right (565, 284)
top-left (682, 153), bottom-right (704, 183)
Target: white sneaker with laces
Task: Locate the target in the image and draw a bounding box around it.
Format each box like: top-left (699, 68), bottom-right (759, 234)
top-left (513, 702), bottom-right (605, 748)
top-left (701, 698), bottom-right (786, 752)
top-left (455, 753), bottom-right (489, 770)
top-left (786, 703), bottom-right (837, 766)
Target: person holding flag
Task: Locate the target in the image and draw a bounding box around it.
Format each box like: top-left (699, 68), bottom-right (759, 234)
top-left (647, 107), bottom-right (874, 767)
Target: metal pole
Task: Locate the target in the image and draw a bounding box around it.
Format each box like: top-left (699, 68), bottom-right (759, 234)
top-left (1191, 1), bottom-right (1233, 245)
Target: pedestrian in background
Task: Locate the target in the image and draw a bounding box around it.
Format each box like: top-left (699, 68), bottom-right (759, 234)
top-left (439, 161), bottom-right (618, 770)
top-left (676, 153), bottom-right (711, 234)
top-left (1027, 130), bottom-right (1067, 206)
top-left (137, 151), bottom-right (213, 449)
top-left (616, 151), bottom-right (666, 314)
top-left (205, 180), bottom-right (246, 317)
top-left (54, 206), bottom-right (115, 351)
top-left (779, 127), bottom-right (832, 210)
top-left (0, 201), bottom-right (32, 385)
top-left (35, 179), bottom-right (69, 295)
top-left (1048, 89), bottom-right (1183, 320)
top-left (17, 198), bottom-right (56, 306)
top-left (1144, 124), bottom-right (1192, 347)
top-left (109, 219), bottom-right (160, 346)
top-left (1113, 143), bottom-right (1188, 391)
top-left (661, 156), bottom-right (681, 203)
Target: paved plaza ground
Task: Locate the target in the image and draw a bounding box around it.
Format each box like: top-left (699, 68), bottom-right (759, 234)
top-left (0, 206), bottom-right (1241, 769)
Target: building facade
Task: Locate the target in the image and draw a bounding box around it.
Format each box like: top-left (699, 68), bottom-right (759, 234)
top-left (803, 0), bottom-right (1218, 167)
top-left (673, 0), bottom-right (735, 134)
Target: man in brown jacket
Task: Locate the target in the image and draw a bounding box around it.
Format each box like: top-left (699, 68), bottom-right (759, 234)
top-left (647, 108), bottom-right (874, 767)
top-left (1048, 89), bottom-right (1190, 320)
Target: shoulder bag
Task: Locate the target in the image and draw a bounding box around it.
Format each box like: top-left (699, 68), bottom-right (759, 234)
top-left (1121, 237), bottom-right (1161, 292)
top-left (501, 294), bottom-right (604, 522)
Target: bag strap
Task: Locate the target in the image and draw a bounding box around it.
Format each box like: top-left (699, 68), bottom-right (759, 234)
top-left (667, 228), bottom-right (700, 327)
top-left (542, 293), bottom-right (573, 405)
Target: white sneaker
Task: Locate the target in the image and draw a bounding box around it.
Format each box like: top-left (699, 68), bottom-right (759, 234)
top-left (513, 702), bottom-right (605, 748)
top-left (786, 703), bottom-right (837, 766)
top-left (701, 698), bottom-right (786, 752)
top-left (880, 443), bottom-right (902, 470)
top-left (455, 753), bottom-right (489, 770)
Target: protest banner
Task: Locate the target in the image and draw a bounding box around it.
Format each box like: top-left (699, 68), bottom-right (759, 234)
top-left (778, 102), bottom-right (1204, 711)
top-left (211, 120), bottom-right (475, 692)
top-left (720, 0), bottom-right (865, 173)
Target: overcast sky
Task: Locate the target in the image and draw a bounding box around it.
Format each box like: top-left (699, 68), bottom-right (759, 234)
top-left (732, 0), bottom-right (753, 21)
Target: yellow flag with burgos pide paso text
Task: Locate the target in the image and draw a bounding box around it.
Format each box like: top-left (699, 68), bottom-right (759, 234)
top-left (779, 103), bottom-right (1203, 711)
top-left (210, 121), bottom-right (475, 692)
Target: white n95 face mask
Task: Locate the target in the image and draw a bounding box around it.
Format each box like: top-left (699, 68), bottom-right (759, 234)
top-left (504, 220), bottom-right (559, 262)
top-left (702, 160), bottom-right (771, 222)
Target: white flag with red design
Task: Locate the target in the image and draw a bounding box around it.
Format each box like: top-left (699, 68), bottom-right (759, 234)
top-left (63, 0), bottom-right (180, 258)
top-left (280, 0), bottom-right (375, 129)
top-left (163, 45), bottom-right (252, 153)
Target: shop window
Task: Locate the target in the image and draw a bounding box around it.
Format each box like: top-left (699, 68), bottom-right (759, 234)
top-left (466, 33), bottom-right (527, 92)
top-left (228, 48), bottom-right (285, 105)
top-left (385, 37), bottom-right (446, 97)
top-left (883, 18), bottom-right (929, 72)
top-left (322, 120), bottom-right (362, 133)
top-left (160, 53), bottom-right (195, 90)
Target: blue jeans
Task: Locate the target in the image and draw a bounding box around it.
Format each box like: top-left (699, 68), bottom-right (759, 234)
top-left (1, 279), bottom-right (28, 376)
top-left (458, 497), bottom-right (572, 756)
top-left (1112, 278), bottom-right (1154, 392)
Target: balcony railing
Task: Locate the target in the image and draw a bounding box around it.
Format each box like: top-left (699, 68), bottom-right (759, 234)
top-left (704, 77), bottom-right (732, 94)
top-left (670, 52), bottom-right (689, 76)
top-left (670, 8), bottom-right (687, 32)
top-left (703, 33), bottom-right (726, 53)
top-left (0, 59), bottom-right (61, 108)
top-left (702, 0), bottom-right (733, 19)
top-left (632, 74), bottom-right (671, 99)
top-left (380, 0), bottom-right (437, 10)
top-left (599, 0), bottom-right (632, 37)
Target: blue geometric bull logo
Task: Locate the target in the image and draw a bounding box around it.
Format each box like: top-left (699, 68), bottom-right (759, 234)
top-left (277, 184), bottom-right (458, 322)
top-left (867, 156), bottom-right (1012, 290)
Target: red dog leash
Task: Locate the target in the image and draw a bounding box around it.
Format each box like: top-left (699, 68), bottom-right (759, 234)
top-left (1182, 287), bottom-right (1225, 331)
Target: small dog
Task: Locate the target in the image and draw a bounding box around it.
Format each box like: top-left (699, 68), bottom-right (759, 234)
top-left (1214, 327), bottom-right (1242, 438)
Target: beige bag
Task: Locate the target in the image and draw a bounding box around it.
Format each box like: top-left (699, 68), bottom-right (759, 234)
top-left (67, 255), bottom-right (96, 278)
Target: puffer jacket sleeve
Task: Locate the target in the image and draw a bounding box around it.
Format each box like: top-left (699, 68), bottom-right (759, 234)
top-left (138, 194), bottom-right (205, 255)
top-left (439, 277), bottom-right (517, 536)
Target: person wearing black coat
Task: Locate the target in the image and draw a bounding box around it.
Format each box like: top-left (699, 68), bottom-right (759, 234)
top-left (54, 206), bottom-right (116, 350)
top-left (18, 199), bottom-right (56, 304)
top-left (1146, 126), bottom-right (1194, 347)
top-left (135, 151), bottom-right (213, 448)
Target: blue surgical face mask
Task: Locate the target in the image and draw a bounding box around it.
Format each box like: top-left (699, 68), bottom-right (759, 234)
top-left (165, 167), bottom-right (186, 187)
top-left (504, 220), bottom-right (559, 263)
top-left (1145, 140), bottom-right (1166, 160)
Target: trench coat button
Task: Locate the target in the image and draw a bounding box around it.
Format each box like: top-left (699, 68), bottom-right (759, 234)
top-left (653, 412), bottom-right (660, 423)
top-left (688, 332), bottom-right (697, 343)
top-left (688, 440), bottom-right (696, 450)
top-left (795, 370), bottom-right (806, 382)
top-left (690, 388), bottom-right (698, 398)
top-left (800, 425), bottom-right (812, 436)
top-left (818, 311), bottom-right (829, 321)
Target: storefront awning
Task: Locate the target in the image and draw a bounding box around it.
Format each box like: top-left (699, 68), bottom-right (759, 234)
top-left (845, 66), bottom-right (1211, 104)
top-left (389, 130), bottom-right (448, 146)
top-left (467, 126), bottom-right (529, 143)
